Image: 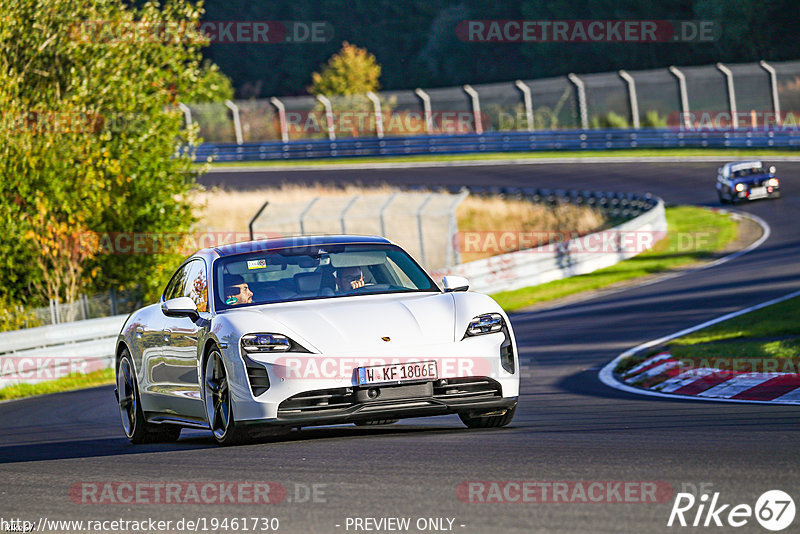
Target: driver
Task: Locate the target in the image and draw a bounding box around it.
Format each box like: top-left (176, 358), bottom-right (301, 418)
top-left (336, 266), bottom-right (365, 292)
top-left (223, 274), bottom-right (253, 305)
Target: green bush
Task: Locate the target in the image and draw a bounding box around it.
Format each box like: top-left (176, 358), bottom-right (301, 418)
top-left (590, 111), bottom-right (630, 129)
top-left (641, 110), bottom-right (668, 128)
top-left (0, 0), bottom-right (232, 306)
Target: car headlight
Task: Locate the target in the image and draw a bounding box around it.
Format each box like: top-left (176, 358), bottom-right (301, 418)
top-left (735, 183), bottom-right (746, 192)
top-left (465, 313), bottom-right (504, 336)
top-left (241, 333), bottom-right (291, 353)
top-left (767, 178), bottom-right (779, 187)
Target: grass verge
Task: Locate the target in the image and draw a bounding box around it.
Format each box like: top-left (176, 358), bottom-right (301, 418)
top-left (615, 296), bottom-right (800, 376)
top-left (492, 206), bottom-right (739, 312)
top-left (202, 148), bottom-right (799, 168)
top-left (0, 368), bottom-right (115, 401)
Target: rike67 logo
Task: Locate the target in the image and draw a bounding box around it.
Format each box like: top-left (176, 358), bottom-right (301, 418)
top-left (668, 490), bottom-right (795, 531)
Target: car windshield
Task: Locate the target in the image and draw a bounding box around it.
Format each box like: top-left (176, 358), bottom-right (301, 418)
top-left (731, 164), bottom-right (764, 178)
top-left (212, 243), bottom-right (438, 310)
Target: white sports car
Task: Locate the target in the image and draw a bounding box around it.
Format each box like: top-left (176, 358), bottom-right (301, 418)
top-left (115, 235), bottom-right (519, 445)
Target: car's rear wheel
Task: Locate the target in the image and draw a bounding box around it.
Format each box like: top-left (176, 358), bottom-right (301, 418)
top-left (204, 349), bottom-right (248, 446)
top-left (459, 405), bottom-right (516, 429)
top-left (117, 349), bottom-right (181, 444)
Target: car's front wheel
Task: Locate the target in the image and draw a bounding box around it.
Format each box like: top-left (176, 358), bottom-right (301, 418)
top-left (117, 349), bottom-right (182, 444)
top-left (204, 348), bottom-right (248, 446)
top-left (459, 405), bottom-right (516, 429)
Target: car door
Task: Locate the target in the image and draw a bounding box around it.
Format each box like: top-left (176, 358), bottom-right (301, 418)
top-left (160, 259), bottom-right (208, 418)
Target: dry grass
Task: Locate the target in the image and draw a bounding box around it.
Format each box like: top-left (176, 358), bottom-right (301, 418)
top-left (192, 185), bottom-right (607, 263)
top-left (456, 196), bottom-right (607, 262)
top-left (192, 184), bottom-right (394, 233)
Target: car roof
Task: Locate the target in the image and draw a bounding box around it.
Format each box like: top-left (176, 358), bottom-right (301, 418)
top-left (212, 234), bottom-right (393, 257)
top-left (725, 160), bottom-right (763, 171)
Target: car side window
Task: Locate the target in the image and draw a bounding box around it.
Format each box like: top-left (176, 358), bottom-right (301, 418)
top-left (183, 260), bottom-right (209, 313)
top-left (163, 263), bottom-right (190, 302)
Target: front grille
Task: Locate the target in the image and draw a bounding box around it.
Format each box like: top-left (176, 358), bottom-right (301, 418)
top-left (432, 377), bottom-right (502, 399)
top-left (277, 377), bottom-right (503, 417)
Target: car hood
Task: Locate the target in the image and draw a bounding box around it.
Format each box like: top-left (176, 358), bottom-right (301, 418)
top-left (234, 292), bottom-right (456, 353)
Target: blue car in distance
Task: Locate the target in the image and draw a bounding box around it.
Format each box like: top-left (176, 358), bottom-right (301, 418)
top-left (716, 161), bottom-right (781, 204)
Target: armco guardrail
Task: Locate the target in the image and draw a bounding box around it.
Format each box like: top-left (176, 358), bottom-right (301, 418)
top-left (194, 128), bottom-right (800, 162)
top-left (430, 192), bottom-right (666, 294)
top-left (0, 314), bottom-right (126, 389)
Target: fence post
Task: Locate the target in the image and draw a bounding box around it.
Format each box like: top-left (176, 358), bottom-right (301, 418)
top-left (716, 63), bottom-right (738, 129)
top-left (298, 197), bottom-right (319, 234)
top-left (224, 100), bottom-right (244, 144)
top-left (110, 289), bottom-right (118, 316)
top-left (618, 70), bottom-right (640, 129)
top-left (463, 84), bottom-right (483, 134)
top-left (379, 193), bottom-right (397, 237)
top-left (316, 95), bottom-right (336, 141)
top-left (81, 294), bottom-right (89, 320)
top-left (248, 200), bottom-right (270, 240)
top-left (514, 80), bottom-right (534, 132)
top-left (567, 73), bottom-right (588, 130)
top-left (759, 60), bottom-right (782, 126)
top-left (416, 193), bottom-right (434, 267)
top-left (269, 97), bottom-right (289, 143)
top-left (414, 88), bottom-right (433, 134)
top-left (339, 195), bottom-right (359, 233)
top-left (366, 92), bottom-right (384, 138)
top-left (669, 66), bottom-right (690, 130)
top-left (49, 298), bottom-right (56, 325)
top-left (447, 188), bottom-right (470, 268)
top-left (177, 103), bottom-right (193, 128)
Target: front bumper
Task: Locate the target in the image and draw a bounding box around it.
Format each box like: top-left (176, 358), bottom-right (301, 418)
top-left (736, 185), bottom-right (780, 201)
top-left (235, 374), bottom-right (518, 428)
top-left (227, 334), bottom-right (520, 424)
top-left (272, 377), bottom-right (516, 427)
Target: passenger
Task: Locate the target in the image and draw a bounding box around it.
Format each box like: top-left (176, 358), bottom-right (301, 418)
top-left (223, 274), bottom-right (253, 305)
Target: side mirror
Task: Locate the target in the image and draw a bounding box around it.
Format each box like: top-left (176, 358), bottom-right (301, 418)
top-left (161, 296), bottom-right (199, 319)
top-left (442, 275), bottom-right (469, 292)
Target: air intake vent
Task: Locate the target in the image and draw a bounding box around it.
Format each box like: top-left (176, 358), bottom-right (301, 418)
top-left (432, 377), bottom-right (502, 399)
top-left (242, 354), bottom-right (270, 396)
top-left (278, 387), bottom-right (356, 415)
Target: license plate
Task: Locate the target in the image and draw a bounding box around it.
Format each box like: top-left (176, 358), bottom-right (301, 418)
top-left (357, 361), bottom-right (438, 386)
top-left (749, 186), bottom-right (767, 198)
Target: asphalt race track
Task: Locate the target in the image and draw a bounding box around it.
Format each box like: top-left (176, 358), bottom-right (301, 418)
top-left (1, 161), bottom-right (799, 533)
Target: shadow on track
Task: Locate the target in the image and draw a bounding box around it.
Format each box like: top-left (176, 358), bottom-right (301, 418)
top-left (0, 424), bottom-right (485, 464)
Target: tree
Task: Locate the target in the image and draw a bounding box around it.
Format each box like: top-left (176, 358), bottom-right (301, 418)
top-left (0, 0), bottom-right (232, 307)
top-left (307, 42), bottom-right (390, 138)
top-left (310, 41), bottom-right (381, 96)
